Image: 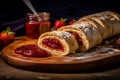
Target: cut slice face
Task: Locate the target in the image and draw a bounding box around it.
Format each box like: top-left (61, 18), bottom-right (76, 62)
top-left (42, 38), bottom-right (64, 51)
top-left (37, 31), bottom-right (79, 56)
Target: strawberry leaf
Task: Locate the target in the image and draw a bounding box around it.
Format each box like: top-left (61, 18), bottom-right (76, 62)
top-left (2, 26), bottom-right (15, 35)
top-left (60, 17), bottom-right (67, 22)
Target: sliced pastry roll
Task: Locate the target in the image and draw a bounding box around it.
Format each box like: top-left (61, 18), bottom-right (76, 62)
top-left (58, 21), bottom-right (102, 51)
top-left (37, 31), bottom-right (79, 56)
top-left (101, 11), bottom-right (120, 36)
top-left (101, 11), bottom-right (120, 21)
top-left (78, 11), bottom-right (120, 38)
top-left (74, 19), bottom-right (108, 39)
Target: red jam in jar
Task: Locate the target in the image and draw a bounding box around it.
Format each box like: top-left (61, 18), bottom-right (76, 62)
top-left (25, 12), bottom-right (51, 39)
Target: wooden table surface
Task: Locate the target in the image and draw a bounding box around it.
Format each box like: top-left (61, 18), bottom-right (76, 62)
top-left (1, 53), bottom-right (120, 80)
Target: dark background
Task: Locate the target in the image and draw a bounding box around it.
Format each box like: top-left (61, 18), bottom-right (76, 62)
top-left (0, 0), bottom-right (119, 36)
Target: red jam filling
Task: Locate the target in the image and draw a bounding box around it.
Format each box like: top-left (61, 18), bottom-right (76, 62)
top-left (15, 45), bottom-right (51, 57)
top-left (42, 38), bottom-right (64, 51)
top-left (68, 31), bottom-right (83, 45)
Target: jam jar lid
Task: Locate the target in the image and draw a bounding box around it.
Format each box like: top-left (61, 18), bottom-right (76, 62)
top-left (27, 12), bottom-right (50, 22)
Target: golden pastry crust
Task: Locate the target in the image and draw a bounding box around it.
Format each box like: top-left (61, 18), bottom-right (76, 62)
top-left (58, 11), bottom-right (120, 51)
top-left (58, 21), bottom-right (102, 51)
top-left (75, 19), bottom-right (108, 39)
top-left (101, 11), bottom-right (120, 36)
top-left (38, 31), bottom-right (79, 56)
top-left (78, 11), bottom-right (120, 38)
top-left (37, 11), bottom-right (120, 55)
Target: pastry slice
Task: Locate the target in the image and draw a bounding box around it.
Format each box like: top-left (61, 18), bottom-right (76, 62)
top-left (100, 11), bottom-right (120, 36)
top-left (74, 19), bottom-right (108, 39)
top-left (37, 31), bottom-right (79, 56)
top-left (78, 11), bottom-right (120, 38)
top-left (79, 14), bottom-right (112, 39)
top-left (58, 21), bottom-right (102, 51)
top-left (102, 11), bottom-right (120, 21)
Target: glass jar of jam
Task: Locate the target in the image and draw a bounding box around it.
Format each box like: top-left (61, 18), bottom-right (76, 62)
top-left (25, 12), bottom-right (51, 39)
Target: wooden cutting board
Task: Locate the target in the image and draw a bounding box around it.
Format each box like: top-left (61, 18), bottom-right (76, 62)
top-left (1, 36), bottom-right (120, 73)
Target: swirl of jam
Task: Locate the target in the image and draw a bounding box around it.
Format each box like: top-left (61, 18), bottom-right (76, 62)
top-left (42, 38), bottom-right (64, 51)
top-left (67, 31), bottom-right (83, 45)
top-left (15, 45), bottom-right (51, 57)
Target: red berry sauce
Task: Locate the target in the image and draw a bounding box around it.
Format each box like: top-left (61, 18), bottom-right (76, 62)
top-left (67, 31), bottom-right (83, 45)
top-left (15, 45), bottom-right (51, 57)
top-left (42, 38), bottom-right (64, 51)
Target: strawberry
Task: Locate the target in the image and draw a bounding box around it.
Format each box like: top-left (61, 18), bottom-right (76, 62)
top-left (0, 32), bottom-right (9, 46)
top-left (0, 27), bottom-right (15, 47)
top-left (54, 17), bottom-right (67, 30)
top-left (68, 19), bottom-right (75, 25)
top-left (116, 38), bottom-right (120, 45)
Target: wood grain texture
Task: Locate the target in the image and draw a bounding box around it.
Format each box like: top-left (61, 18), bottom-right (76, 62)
top-left (1, 36), bottom-right (120, 73)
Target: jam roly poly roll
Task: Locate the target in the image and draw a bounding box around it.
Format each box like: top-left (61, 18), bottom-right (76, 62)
top-left (58, 11), bottom-right (120, 51)
top-left (58, 21), bottom-right (102, 51)
top-left (78, 11), bottom-right (120, 39)
top-left (37, 31), bottom-right (79, 56)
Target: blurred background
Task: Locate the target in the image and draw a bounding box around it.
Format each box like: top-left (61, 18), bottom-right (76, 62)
top-left (0, 0), bottom-right (119, 36)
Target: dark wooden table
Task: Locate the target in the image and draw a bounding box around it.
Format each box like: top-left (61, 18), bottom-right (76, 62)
top-left (1, 53), bottom-right (120, 80)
